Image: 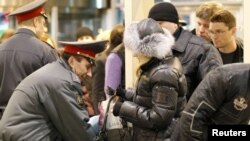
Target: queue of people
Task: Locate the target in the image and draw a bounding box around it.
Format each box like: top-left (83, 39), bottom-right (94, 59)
top-left (0, 0), bottom-right (249, 141)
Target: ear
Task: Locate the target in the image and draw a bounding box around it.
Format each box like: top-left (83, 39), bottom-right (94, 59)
top-left (33, 17), bottom-right (39, 27)
top-left (231, 27), bottom-right (237, 35)
top-left (68, 56), bottom-right (75, 67)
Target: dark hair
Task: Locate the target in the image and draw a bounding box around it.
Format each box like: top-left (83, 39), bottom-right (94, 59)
top-left (105, 24), bottom-right (124, 55)
top-left (109, 24), bottom-right (124, 50)
top-left (210, 9), bottom-right (236, 29)
top-left (76, 27), bottom-right (94, 40)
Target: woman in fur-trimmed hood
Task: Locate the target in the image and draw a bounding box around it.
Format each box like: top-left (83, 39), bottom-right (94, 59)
top-left (112, 18), bottom-right (187, 141)
top-left (124, 18), bottom-right (174, 59)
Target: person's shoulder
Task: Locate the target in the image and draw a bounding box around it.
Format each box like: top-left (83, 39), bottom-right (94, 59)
top-left (185, 30), bottom-right (215, 50)
top-left (188, 32), bottom-right (208, 45)
top-left (95, 52), bottom-right (107, 60)
top-left (36, 39), bottom-right (55, 50)
top-left (106, 53), bottom-right (122, 68)
top-left (107, 53), bottom-right (121, 61)
top-left (150, 58), bottom-right (183, 83)
top-left (158, 57), bottom-right (183, 72)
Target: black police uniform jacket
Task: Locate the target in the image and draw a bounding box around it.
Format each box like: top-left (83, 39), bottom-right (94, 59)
top-left (0, 58), bottom-right (95, 141)
top-left (119, 23), bottom-right (187, 141)
top-left (179, 63), bottom-right (250, 141)
top-left (0, 28), bottom-right (57, 109)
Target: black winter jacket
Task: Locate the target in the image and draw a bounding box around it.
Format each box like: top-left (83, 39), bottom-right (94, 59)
top-left (119, 57), bottom-right (187, 141)
top-left (173, 27), bottom-right (223, 100)
top-left (179, 63), bottom-right (250, 141)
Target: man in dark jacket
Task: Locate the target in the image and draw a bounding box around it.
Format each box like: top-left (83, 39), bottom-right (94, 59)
top-left (209, 9), bottom-right (243, 64)
top-left (191, 1), bottom-right (223, 43)
top-left (0, 40), bottom-right (107, 141)
top-left (178, 63), bottom-right (250, 141)
top-left (148, 2), bottom-right (223, 101)
top-left (0, 0), bottom-right (57, 118)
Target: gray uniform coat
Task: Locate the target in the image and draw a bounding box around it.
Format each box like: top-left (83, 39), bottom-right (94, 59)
top-left (0, 58), bottom-right (95, 141)
top-left (0, 28), bottom-right (57, 109)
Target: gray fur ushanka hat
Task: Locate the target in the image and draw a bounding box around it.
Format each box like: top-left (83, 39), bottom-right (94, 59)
top-left (123, 18), bottom-right (175, 59)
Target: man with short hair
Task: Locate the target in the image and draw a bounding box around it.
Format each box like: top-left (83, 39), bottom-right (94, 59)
top-left (0, 40), bottom-right (107, 141)
top-left (0, 0), bottom-right (57, 119)
top-left (192, 1), bottom-right (223, 42)
top-left (209, 9), bottom-right (243, 64)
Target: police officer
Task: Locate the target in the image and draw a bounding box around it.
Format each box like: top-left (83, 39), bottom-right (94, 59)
top-left (0, 40), bottom-right (107, 141)
top-left (0, 0), bottom-right (57, 119)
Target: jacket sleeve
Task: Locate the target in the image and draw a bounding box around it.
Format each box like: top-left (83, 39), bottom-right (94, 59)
top-left (180, 69), bottom-right (227, 141)
top-left (91, 58), bottom-right (105, 114)
top-left (197, 43), bottom-right (223, 82)
top-left (104, 54), bottom-right (122, 95)
top-left (41, 41), bottom-right (58, 64)
top-left (118, 68), bottom-right (180, 130)
top-left (45, 80), bottom-right (95, 141)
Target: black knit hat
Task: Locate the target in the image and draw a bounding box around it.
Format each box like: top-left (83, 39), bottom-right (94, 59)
top-left (148, 2), bottom-right (179, 24)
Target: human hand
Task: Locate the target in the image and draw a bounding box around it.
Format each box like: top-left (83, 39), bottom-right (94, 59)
top-left (115, 85), bottom-right (126, 99)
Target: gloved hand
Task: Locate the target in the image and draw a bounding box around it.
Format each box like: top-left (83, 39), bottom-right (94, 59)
top-left (115, 85), bottom-right (126, 99)
top-left (105, 86), bottom-right (115, 96)
top-left (113, 101), bottom-right (123, 116)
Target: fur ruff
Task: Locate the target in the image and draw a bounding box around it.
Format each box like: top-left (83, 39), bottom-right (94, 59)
top-left (123, 23), bottom-right (175, 59)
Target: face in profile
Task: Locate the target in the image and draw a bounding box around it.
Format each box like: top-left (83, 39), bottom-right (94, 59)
top-left (195, 18), bottom-right (211, 42)
top-left (69, 56), bottom-right (92, 81)
top-left (208, 22), bottom-right (235, 49)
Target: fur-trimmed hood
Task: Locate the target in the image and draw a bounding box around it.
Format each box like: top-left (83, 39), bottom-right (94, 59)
top-left (123, 22), bottom-right (175, 59)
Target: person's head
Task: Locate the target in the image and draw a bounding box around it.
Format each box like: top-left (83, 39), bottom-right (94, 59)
top-left (148, 2), bottom-right (179, 34)
top-left (59, 40), bottom-right (107, 80)
top-left (195, 1), bottom-right (223, 41)
top-left (9, 0), bottom-right (48, 36)
top-left (124, 18), bottom-right (175, 61)
top-left (208, 10), bottom-right (236, 51)
top-left (108, 24), bottom-right (124, 51)
top-left (0, 28), bottom-right (15, 43)
top-left (76, 27), bottom-right (95, 42)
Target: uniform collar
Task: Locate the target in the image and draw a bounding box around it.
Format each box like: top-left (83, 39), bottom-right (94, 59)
top-left (16, 28), bottom-right (37, 37)
top-left (58, 58), bottom-right (82, 84)
top-left (172, 27), bottom-right (192, 53)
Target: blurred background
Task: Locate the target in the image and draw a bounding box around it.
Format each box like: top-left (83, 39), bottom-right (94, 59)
top-left (0, 0), bottom-right (243, 41)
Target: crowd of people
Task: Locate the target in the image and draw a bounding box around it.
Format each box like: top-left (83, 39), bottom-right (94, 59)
top-left (0, 0), bottom-right (249, 141)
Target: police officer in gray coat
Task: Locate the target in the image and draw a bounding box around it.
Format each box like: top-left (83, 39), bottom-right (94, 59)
top-left (0, 40), bottom-right (107, 141)
top-left (0, 0), bottom-right (57, 118)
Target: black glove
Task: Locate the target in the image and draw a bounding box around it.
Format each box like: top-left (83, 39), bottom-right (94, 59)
top-left (105, 86), bottom-right (115, 96)
top-left (115, 85), bottom-right (126, 99)
top-left (113, 101), bottom-right (122, 116)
